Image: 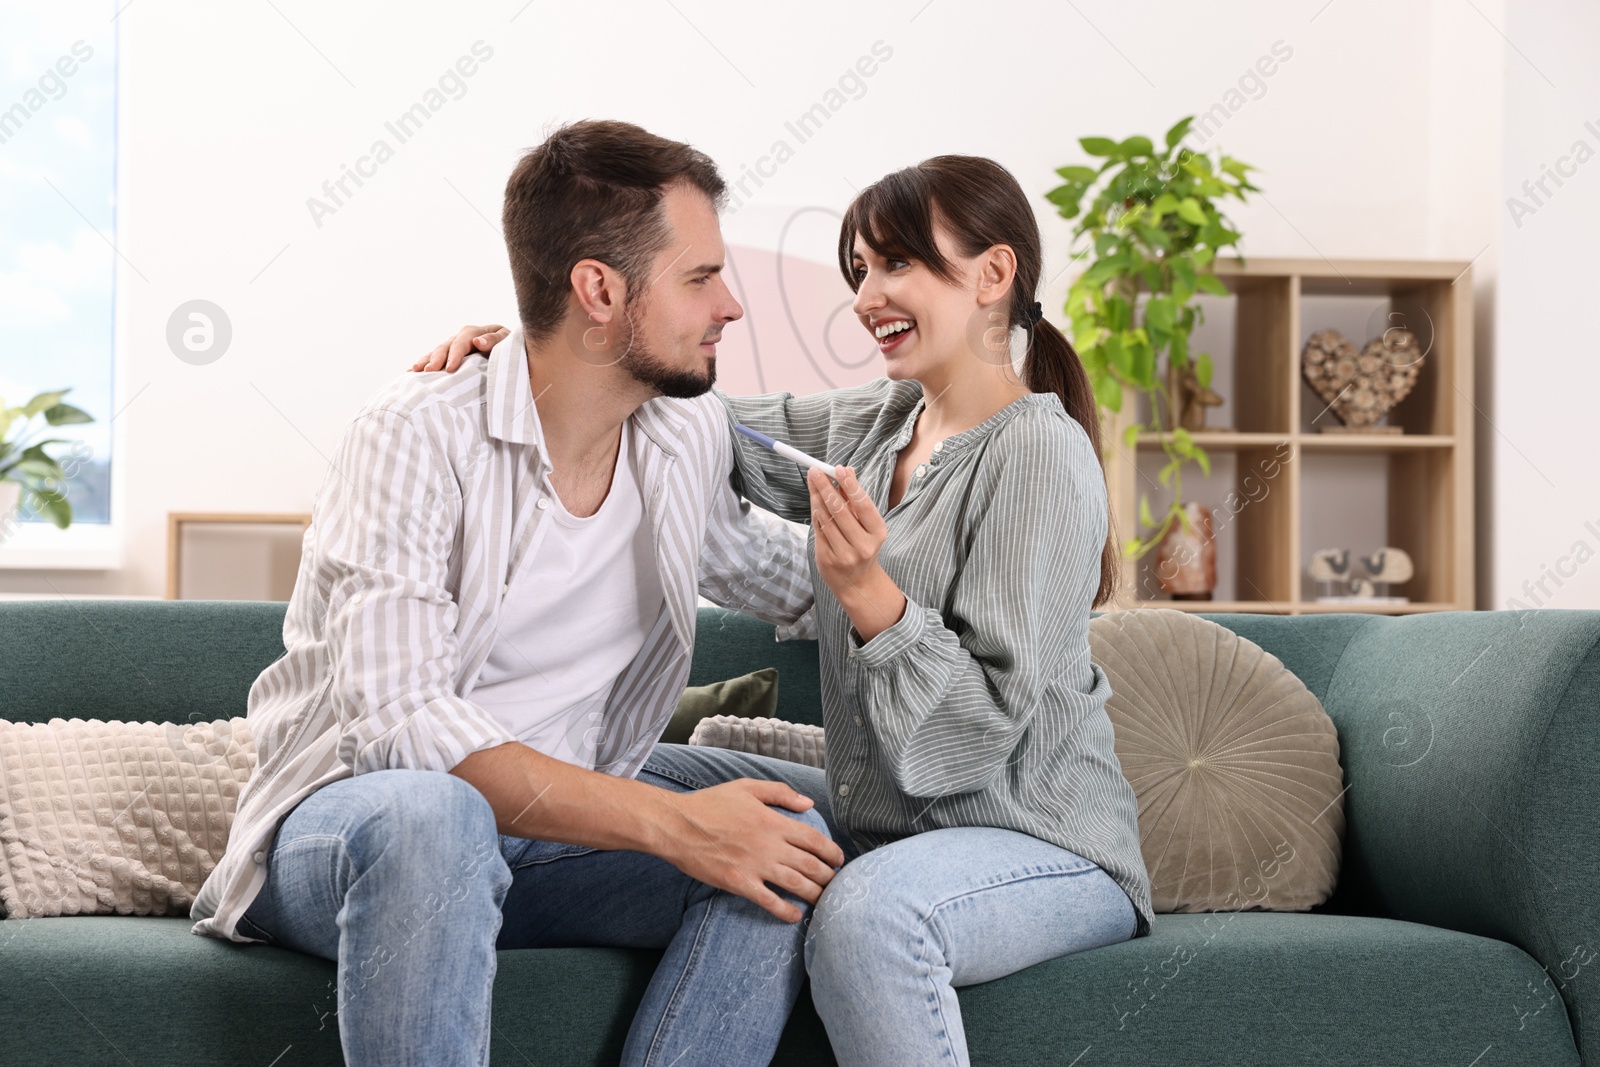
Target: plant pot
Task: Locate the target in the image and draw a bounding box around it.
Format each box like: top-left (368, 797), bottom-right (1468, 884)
top-left (1155, 501), bottom-right (1217, 600)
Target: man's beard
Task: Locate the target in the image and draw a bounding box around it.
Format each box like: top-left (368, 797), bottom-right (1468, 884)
top-left (616, 300), bottom-right (716, 399)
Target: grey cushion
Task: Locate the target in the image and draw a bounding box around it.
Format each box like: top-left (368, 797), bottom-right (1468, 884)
top-left (1089, 609), bottom-right (1345, 913)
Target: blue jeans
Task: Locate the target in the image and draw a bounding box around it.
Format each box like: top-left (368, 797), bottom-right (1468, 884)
top-left (804, 826), bottom-right (1139, 1067)
top-left (236, 743), bottom-right (850, 1067)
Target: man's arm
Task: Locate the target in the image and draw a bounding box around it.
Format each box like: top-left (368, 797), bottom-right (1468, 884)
top-left (318, 403), bottom-right (841, 920)
top-left (448, 742), bottom-right (841, 921)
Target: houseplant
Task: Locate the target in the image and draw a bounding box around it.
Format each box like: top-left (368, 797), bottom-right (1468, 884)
top-left (0, 388), bottom-right (94, 529)
top-left (1046, 115), bottom-right (1259, 563)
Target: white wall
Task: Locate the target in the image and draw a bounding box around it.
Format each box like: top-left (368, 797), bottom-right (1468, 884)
top-left (1, 0), bottom-right (1524, 601)
top-left (1493, 0), bottom-right (1600, 610)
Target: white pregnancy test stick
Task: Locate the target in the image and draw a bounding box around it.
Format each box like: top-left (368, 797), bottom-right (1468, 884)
top-left (733, 423), bottom-right (839, 480)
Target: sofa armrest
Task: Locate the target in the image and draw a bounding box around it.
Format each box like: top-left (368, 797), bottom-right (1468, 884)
top-left (1319, 609), bottom-right (1600, 1060)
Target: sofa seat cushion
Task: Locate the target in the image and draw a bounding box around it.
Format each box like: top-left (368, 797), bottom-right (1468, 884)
top-left (0, 912), bottom-right (1576, 1066)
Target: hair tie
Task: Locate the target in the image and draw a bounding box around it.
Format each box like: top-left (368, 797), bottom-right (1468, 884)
top-left (1026, 300), bottom-right (1043, 326)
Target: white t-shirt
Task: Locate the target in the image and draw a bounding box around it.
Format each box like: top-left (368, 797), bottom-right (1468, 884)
top-left (469, 420), bottom-right (664, 769)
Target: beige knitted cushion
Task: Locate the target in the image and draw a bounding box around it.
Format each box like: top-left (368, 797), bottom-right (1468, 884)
top-left (0, 717), bottom-right (255, 918)
top-left (1089, 609), bottom-right (1344, 913)
top-left (688, 714), bottom-right (826, 769)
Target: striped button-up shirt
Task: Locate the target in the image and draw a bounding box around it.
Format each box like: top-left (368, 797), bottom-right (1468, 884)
top-left (191, 330), bottom-right (814, 944)
top-left (720, 377), bottom-right (1155, 938)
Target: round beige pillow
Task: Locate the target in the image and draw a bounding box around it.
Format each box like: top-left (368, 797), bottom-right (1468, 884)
top-left (1089, 609), bottom-right (1345, 913)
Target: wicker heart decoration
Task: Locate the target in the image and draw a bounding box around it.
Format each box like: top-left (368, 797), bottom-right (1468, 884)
top-left (1301, 328), bottom-right (1425, 430)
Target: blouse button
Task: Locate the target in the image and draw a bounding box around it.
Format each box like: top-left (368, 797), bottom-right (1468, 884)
top-left (837, 783), bottom-right (852, 798)
top-left (914, 466), bottom-right (927, 479)
top-left (933, 441), bottom-right (944, 453)
top-left (253, 850), bottom-right (265, 863)
top-left (536, 498), bottom-right (550, 510)
top-left (853, 715), bottom-right (863, 726)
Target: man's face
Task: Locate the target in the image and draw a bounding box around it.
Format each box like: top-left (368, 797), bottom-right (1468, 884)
top-left (615, 183), bottom-right (743, 399)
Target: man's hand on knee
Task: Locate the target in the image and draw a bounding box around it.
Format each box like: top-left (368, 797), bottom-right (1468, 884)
top-left (652, 779), bottom-right (845, 924)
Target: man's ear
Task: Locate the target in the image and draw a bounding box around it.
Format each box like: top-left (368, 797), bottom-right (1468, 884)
top-left (974, 243), bottom-right (1018, 312)
top-left (570, 259), bottom-right (628, 325)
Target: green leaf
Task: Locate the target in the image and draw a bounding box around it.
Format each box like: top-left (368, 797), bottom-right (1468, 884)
top-left (1105, 333), bottom-right (1133, 377)
top-left (1194, 445), bottom-right (1211, 478)
top-left (1094, 232), bottom-right (1120, 257)
top-left (6, 458), bottom-right (65, 484)
top-left (1082, 258), bottom-right (1125, 287)
top-left (1122, 422), bottom-right (1140, 449)
top-left (1131, 337), bottom-right (1155, 387)
top-left (1150, 192), bottom-right (1179, 219)
top-left (1170, 426), bottom-right (1195, 454)
top-left (1134, 222), bottom-right (1171, 251)
top-left (28, 489), bottom-right (72, 529)
top-left (1139, 261), bottom-right (1163, 293)
top-left (1080, 136), bottom-right (1120, 157)
top-left (1093, 374), bottom-right (1123, 412)
top-left (1044, 184), bottom-right (1075, 206)
top-left (19, 441), bottom-right (70, 465)
top-left (1177, 197), bottom-right (1207, 226)
top-left (1105, 296), bottom-right (1131, 332)
top-left (43, 403), bottom-right (93, 426)
top-left (1195, 351), bottom-right (1214, 389)
top-left (1194, 273), bottom-right (1230, 295)
top-left (1117, 135), bottom-right (1154, 158)
top-left (1144, 296), bottom-right (1176, 333)
top-left (1170, 331), bottom-right (1189, 368)
top-left (1055, 165), bottom-right (1100, 183)
top-left (1139, 494), bottom-right (1156, 527)
top-left (1219, 156), bottom-right (1253, 180)
top-left (1164, 116), bottom-right (1194, 148)
top-left (21, 390), bottom-right (71, 418)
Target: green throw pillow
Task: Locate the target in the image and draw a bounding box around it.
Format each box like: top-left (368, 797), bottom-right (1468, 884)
top-left (661, 668), bottom-right (779, 745)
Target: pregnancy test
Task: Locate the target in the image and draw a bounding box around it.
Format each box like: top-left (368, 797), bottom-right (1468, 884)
top-left (733, 423), bottom-right (838, 480)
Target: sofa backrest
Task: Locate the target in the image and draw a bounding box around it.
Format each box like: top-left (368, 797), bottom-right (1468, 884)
top-left (3, 600), bottom-right (1597, 1059)
top-left (0, 600), bottom-right (827, 728)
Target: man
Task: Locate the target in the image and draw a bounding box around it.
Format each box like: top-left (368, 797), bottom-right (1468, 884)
top-left (192, 120), bottom-right (851, 1067)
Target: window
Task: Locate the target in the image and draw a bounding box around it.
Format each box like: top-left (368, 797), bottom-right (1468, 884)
top-left (0, 3), bottom-right (117, 530)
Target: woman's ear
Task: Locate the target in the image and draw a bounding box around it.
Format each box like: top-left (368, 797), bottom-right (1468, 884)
top-left (975, 243), bottom-right (1018, 310)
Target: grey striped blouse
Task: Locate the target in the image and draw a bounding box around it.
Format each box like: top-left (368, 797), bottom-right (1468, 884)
top-left (719, 377), bottom-right (1155, 938)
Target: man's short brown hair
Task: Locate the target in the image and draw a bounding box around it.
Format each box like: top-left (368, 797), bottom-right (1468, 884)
top-left (502, 120), bottom-right (727, 342)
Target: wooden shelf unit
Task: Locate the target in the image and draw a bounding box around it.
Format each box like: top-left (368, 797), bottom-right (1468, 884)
top-left (1102, 257), bottom-right (1475, 616)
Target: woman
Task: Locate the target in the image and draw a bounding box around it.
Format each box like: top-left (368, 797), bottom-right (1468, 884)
top-left (419, 155), bottom-right (1153, 1067)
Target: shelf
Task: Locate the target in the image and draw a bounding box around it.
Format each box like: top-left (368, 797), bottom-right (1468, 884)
top-left (1103, 257), bottom-right (1474, 615)
top-left (1295, 600), bottom-right (1464, 614)
top-left (1296, 433), bottom-right (1454, 451)
top-left (1135, 432), bottom-right (1288, 450)
top-left (1131, 599), bottom-right (1292, 614)
top-left (1134, 598), bottom-right (1466, 615)
top-left (1136, 432), bottom-right (1454, 452)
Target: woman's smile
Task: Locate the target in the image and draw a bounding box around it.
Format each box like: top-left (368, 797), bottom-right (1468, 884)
top-left (873, 317), bottom-right (917, 353)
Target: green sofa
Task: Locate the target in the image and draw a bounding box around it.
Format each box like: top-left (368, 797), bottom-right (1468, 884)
top-left (1, 600), bottom-right (1596, 1067)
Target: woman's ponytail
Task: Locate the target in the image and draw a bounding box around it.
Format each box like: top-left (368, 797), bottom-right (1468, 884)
top-left (1023, 318), bottom-right (1121, 608)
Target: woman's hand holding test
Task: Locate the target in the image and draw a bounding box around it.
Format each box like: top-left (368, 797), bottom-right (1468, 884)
top-left (806, 466), bottom-right (907, 644)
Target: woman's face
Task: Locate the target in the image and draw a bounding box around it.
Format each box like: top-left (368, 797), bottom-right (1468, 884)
top-left (849, 221), bottom-right (997, 383)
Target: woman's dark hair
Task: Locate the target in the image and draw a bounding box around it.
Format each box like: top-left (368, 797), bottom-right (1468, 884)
top-left (837, 155), bottom-right (1120, 607)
